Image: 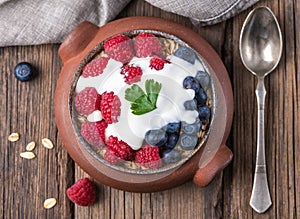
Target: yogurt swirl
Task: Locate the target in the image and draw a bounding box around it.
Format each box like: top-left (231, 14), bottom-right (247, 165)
top-left (76, 55), bottom-right (206, 150)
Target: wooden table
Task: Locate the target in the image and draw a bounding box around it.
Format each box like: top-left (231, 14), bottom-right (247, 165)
top-left (1, 0), bottom-right (299, 218)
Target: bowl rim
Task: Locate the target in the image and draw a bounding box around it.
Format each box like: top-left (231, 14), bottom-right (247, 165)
top-left (69, 29), bottom-right (216, 175)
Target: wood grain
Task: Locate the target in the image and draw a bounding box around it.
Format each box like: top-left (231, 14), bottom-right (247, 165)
top-left (0, 0), bottom-right (299, 218)
top-left (0, 45), bottom-right (73, 218)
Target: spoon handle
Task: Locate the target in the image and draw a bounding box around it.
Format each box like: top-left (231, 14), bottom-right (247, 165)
top-left (250, 77), bottom-right (272, 213)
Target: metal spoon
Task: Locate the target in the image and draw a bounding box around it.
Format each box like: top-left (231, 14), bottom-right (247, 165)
top-left (239, 6), bottom-right (282, 213)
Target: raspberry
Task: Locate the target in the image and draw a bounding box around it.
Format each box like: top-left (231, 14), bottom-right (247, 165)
top-left (100, 92), bottom-right (121, 124)
top-left (135, 145), bottom-right (162, 169)
top-left (80, 121), bottom-right (107, 147)
top-left (74, 87), bottom-right (101, 115)
top-left (104, 149), bottom-right (121, 164)
top-left (104, 35), bottom-right (134, 63)
top-left (134, 32), bottom-right (162, 58)
top-left (106, 136), bottom-right (135, 161)
top-left (120, 64), bottom-right (143, 84)
top-left (82, 57), bottom-right (109, 78)
top-left (95, 120), bottom-right (108, 144)
top-left (149, 56), bottom-right (170, 70)
top-left (66, 178), bottom-right (96, 206)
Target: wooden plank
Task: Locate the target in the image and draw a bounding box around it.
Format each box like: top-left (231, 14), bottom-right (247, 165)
top-left (294, 1), bottom-right (300, 219)
top-left (227, 0), bottom-right (299, 218)
top-left (0, 0), bottom-right (298, 218)
top-left (0, 45), bottom-right (73, 218)
top-left (231, 9), bottom-right (257, 217)
top-left (273, 1), bottom-right (295, 218)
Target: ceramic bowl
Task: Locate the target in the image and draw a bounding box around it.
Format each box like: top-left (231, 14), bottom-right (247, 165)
top-left (55, 17), bottom-right (233, 192)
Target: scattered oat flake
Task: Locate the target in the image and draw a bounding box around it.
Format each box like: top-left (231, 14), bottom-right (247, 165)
top-left (26, 141), bottom-right (36, 151)
top-left (41, 138), bottom-right (54, 149)
top-left (43, 198), bottom-right (57, 209)
top-left (20, 151), bottom-right (36, 159)
top-left (8, 133), bottom-right (20, 142)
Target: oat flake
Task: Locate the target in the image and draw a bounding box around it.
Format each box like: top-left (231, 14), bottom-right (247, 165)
top-left (8, 133), bottom-right (20, 142)
top-left (41, 138), bottom-right (54, 149)
top-left (43, 198), bottom-right (57, 209)
top-left (20, 151), bottom-right (36, 159)
top-left (26, 141), bottom-right (36, 151)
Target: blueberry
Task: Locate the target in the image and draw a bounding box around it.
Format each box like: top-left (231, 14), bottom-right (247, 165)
top-left (162, 149), bottom-right (181, 164)
top-left (163, 122), bottom-right (181, 133)
top-left (14, 62), bottom-right (36, 82)
top-left (183, 76), bottom-right (200, 93)
top-left (195, 70), bottom-right (210, 88)
top-left (145, 129), bottom-right (168, 146)
top-left (165, 133), bottom-right (179, 149)
top-left (174, 47), bottom-right (196, 64)
top-left (181, 120), bottom-right (202, 135)
top-left (184, 99), bottom-right (197, 111)
top-left (179, 133), bottom-right (198, 150)
top-left (198, 106), bottom-right (211, 121)
top-left (194, 88), bottom-right (207, 107)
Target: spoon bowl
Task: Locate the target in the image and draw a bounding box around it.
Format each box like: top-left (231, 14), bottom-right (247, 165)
top-left (239, 6), bottom-right (282, 214)
top-left (240, 6), bottom-right (282, 77)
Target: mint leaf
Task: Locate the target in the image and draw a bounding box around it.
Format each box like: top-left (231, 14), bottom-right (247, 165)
top-left (125, 84), bottom-right (145, 102)
top-left (145, 79), bottom-right (162, 95)
top-left (147, 93), bottom-right (159, 107)
top-left (130, 96), bottom-right (156, 115)
top-left (145, 79), bottom-right (162, 105)
top-left (125, 79), bottom-right (162, 115)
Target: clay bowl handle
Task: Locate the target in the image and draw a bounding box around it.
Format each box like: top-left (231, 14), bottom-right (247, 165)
top-left (193, 145), bottom-right (232, 187)
top-left (58, 21), bottom-right (99, 63)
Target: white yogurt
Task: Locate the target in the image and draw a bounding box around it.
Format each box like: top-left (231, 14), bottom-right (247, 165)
top-left (87, 110), bottom-right (102, 122)
top-left (76, 55), bottom-right (205, 150)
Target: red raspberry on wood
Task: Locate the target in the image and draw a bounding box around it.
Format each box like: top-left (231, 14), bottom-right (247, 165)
top-left (66, 178), bottom-right (96, 206)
